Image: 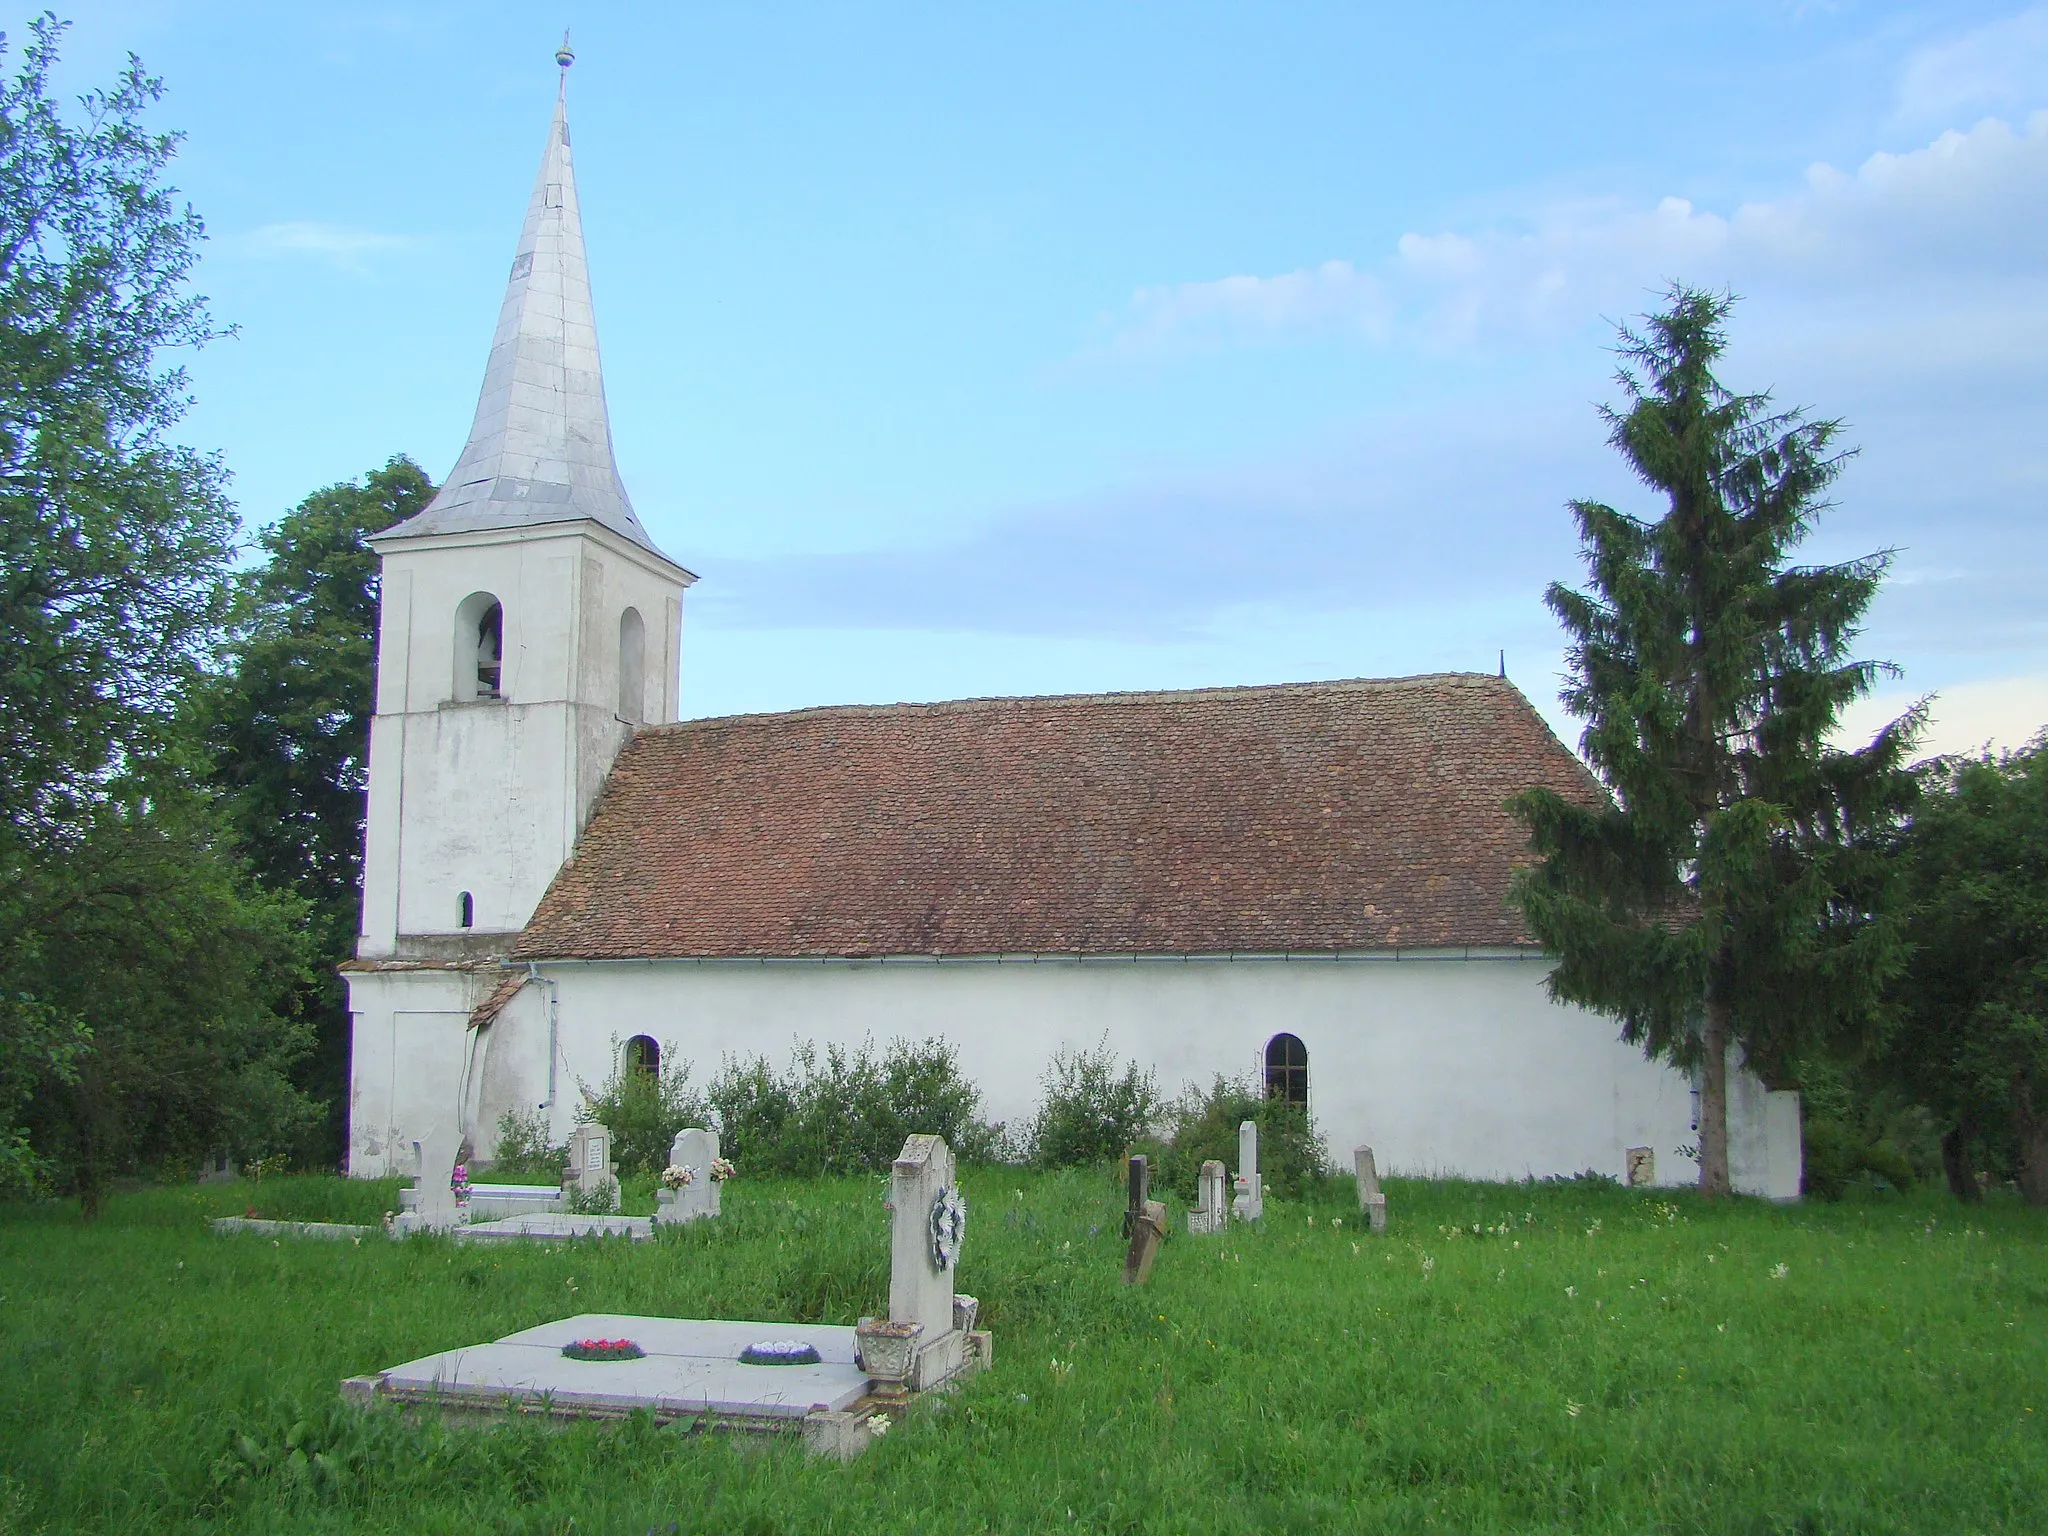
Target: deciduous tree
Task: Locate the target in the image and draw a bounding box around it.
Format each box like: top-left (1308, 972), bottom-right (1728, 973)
top-left (1879, 739), bottom-right (2048, 1203)
top-left (202, 457), bottom-right (432, 1160)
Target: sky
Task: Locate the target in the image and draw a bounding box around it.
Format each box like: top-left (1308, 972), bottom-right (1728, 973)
top-left (39, 2), bottom-right (2048, 754)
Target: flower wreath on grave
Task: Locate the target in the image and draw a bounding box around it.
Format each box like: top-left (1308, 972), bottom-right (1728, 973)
top-left (738, 1339), bottom-right (821, 1366)
top-left (709, 1157), bottom-right (736, 1182)
top-left (561, 1337), bottom-right (645, 1361)
top-left (659, 1164), bottom-right (696, 1191)
top-left (928, 1185), bottom-right (968, 1271)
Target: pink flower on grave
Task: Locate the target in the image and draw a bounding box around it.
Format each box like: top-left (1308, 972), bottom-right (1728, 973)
top-left (660, 1164), bottom-right (696, 1191)
top-left (450, 1163), bottom-right (471, 1203)
top-left (710, 1157), bottom-right (736, 1182)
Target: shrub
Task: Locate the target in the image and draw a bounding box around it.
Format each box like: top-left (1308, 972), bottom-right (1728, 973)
top-left (707, 1037), bottom-right (1002, 1176)
top-left (1158, 1075), bottom-right (1329, 1201)
top-left (578, 1042), bottom-right (711, 1179)
top-left (487, 1109), bottom-right (563, 1181)
top-left (1028, 1037), bottom-right (1160, 1168)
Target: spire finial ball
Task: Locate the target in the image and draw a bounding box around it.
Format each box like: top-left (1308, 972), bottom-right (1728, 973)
top-left (555, 31), bottom-right (574, 69)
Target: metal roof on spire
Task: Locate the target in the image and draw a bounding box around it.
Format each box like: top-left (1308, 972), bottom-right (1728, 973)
top-left (384, 44), bottom-right (670, 559)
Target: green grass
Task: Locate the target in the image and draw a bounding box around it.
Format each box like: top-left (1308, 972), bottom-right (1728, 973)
top-left (1, 1170), bottom-right (2044, 1534)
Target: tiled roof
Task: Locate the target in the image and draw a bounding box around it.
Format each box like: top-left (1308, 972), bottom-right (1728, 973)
top-left (513, 674), bottom-right (1601, 960)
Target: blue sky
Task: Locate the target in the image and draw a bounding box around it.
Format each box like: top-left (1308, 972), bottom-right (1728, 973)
top-left (44, 2), bottom-right (2048, 751)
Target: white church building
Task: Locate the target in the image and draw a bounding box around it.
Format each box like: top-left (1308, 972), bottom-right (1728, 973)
top-left (342, 59), bottom-right (1801, 1197)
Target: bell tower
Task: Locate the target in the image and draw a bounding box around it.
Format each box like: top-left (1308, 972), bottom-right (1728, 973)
top-left (354, 43), bottom-right (693, 960)
top-left (344, 46), bottom-right (692, 1171)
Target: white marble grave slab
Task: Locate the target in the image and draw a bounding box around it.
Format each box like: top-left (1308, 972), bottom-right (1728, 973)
top-left (455, 1213), bottom-right (651, 1242)
top-left (372, 1313), bottom-right (867, 1420)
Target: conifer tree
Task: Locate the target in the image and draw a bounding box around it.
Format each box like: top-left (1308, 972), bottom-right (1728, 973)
top-left (1511, 288), bottom-right (1919, 1196)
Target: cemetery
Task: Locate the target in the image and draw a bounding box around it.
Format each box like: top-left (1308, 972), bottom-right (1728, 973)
top-left (4, 1147), bottom-right (2047, 1531)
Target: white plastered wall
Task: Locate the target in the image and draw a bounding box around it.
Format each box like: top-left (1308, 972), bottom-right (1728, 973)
top-left (356, 521), bottom-right (687, 955)
top-left (343, 966), bottom-right (502, 1174)
top-left (382, 952), bottom-right (1795, 1194)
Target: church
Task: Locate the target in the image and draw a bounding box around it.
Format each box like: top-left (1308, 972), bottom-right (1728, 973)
top-left (341, 58), bottom-right (1802, 1197)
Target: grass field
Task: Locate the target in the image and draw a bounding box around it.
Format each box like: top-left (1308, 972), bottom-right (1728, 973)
top-left (0, 1169), bottom-right (2043, 1534)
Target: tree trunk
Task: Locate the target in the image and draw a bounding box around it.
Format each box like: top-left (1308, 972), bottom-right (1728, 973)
top-left (1941, 1122), bottom-right (1982, 1204)
top-left (1698, 988), bottom-right (1732, 1198)
top-left (2014, 1088), bottom-right (2048, 1207)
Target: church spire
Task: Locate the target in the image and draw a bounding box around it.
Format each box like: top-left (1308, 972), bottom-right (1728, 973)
top-left (386, 43), bottom-right (665, 556)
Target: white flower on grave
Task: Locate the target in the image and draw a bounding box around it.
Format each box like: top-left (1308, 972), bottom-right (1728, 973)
top-left (868, 1415), bottom-right (891, 1437)
top-left (1771, 1262), bottom-right (1790, 1280)
top-left (660, 1163), bottom-right (696, 1191)
top-left (928, 1185), bottom-right (968, 1271)
top-left (709, 1157), bottom-right (736, 1182)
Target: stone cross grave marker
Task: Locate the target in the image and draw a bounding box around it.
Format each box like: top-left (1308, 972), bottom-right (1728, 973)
top-left (563, 1122), bottom-right (617, 1209)
top-left (1123, 1154), bottom-right (1150, 1239)
top-left (888, 1133), bottom-right (959, 1338)
top-left (397, 1128), bottom-right (461, 1233)
top-left (1354, 1145), bottom-right (1388, 1233)
top-left (1231, 1120), bottom-right (1263, 1222)
top-left (1187, 1158), bottom-right (1229, 1235)
top-left (657, 1126), bottom-right (721, 1225)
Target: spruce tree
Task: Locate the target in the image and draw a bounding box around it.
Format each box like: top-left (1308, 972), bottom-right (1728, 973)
top-left (1511, 288), bottom-right (1919, 1196)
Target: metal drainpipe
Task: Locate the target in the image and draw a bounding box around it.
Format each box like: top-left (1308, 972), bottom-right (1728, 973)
top-left (528, 962), bottom-right (561, 1112)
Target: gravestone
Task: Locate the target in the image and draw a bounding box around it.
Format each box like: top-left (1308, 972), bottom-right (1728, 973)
top-left (562, 1122), bottom-right (617, 1211)
top-left (1231, 1120), bottom-right (1263, 1222)
top-left (1625, 1146), bottom-right (1654, 1187)
top-left (1187, 1159), bottom-right (1229, 1235)
top-left (876, 1133), bottom-right (971, 1391)
top-left (1123, 1154), bottom-right (1150, 1239)
top-left (656, 1127), bottom-right (721, 1226)
top-left (1122, 1199), bottom-right (1167, 1284)
top-left (1354, 1144), bottom-right (1388, 1233)
top-left (394, 1129), bottom-right (462, 1235)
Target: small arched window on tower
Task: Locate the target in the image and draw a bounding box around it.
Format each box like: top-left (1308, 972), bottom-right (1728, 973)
top-left (458, 891), bottom-right (475, 929)
top-left (618, 606), bottom-right (645, 722)
top-left (454, 591), bottom-right (505, 701)
top-left (624, 1035), bottom-right (659, 1078)
top-left (1265, 1033), bottom-right (1308, 1107)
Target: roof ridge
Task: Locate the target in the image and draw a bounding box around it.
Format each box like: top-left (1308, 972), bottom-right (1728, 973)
top-left (650, 672), bottom-right (1514, 734)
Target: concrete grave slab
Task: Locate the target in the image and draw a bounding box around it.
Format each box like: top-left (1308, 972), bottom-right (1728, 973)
top-left (363, 1313), bottom-right (867, 1422)
top-left (455, 1213), bottom-right (651, 1243)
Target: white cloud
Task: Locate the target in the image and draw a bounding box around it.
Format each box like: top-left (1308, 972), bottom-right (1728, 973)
top-left (1837, 674), bottom-right (2048, 760)
top-left (223, 221), bottom-right (424, 274)
top-left (1898, 5), bottom-right (2048, 125)
top-left (1109, 112), bottom-right (2048, 358)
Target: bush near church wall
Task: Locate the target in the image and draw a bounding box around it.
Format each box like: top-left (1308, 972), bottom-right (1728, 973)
top-left (1158, 1075), bottom-right (1331, 1200)
top-left (707, 1037), bottom-right (1003, 1176)
top-left (1027, 1037), bottom-right (1161, 1169)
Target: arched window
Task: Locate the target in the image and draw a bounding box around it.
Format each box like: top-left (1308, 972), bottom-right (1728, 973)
top-left (458, 891), bottom-right (474, 929)
top-left (1265, 1033), bottom-right (1308, 1106)
top-left (618, 606), bottom-right (645, 722)
top-left (454, 592), bottom-right (505, 701)
top-left (625, 1035), bottom-right (659, 1078)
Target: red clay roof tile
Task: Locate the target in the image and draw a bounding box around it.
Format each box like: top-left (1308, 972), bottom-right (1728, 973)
top-left (513, 673), bottom-right (1599, 960)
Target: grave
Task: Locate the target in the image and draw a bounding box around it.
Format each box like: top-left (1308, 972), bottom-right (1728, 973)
top-left (1186, 1159), bottom-right (1229, 1235)
top-left (463, 1183), bottom-right (565, 1219)
top-left (1354, 1145), bottom-right (1388, 1233)
top-left (1121, 1154), bottom-right (1150, 1239)
top-left (1231, 1120), bottom-right (1264, 1222)
top-left (655, 1127), bottom-right (722, 1227)
top-left (391, 1130), bottom-right (463, 1235)
top-left (344, 1132), bottom-right (989, 1458)
top-left (562, 1122), bottom-right (619, 1211)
